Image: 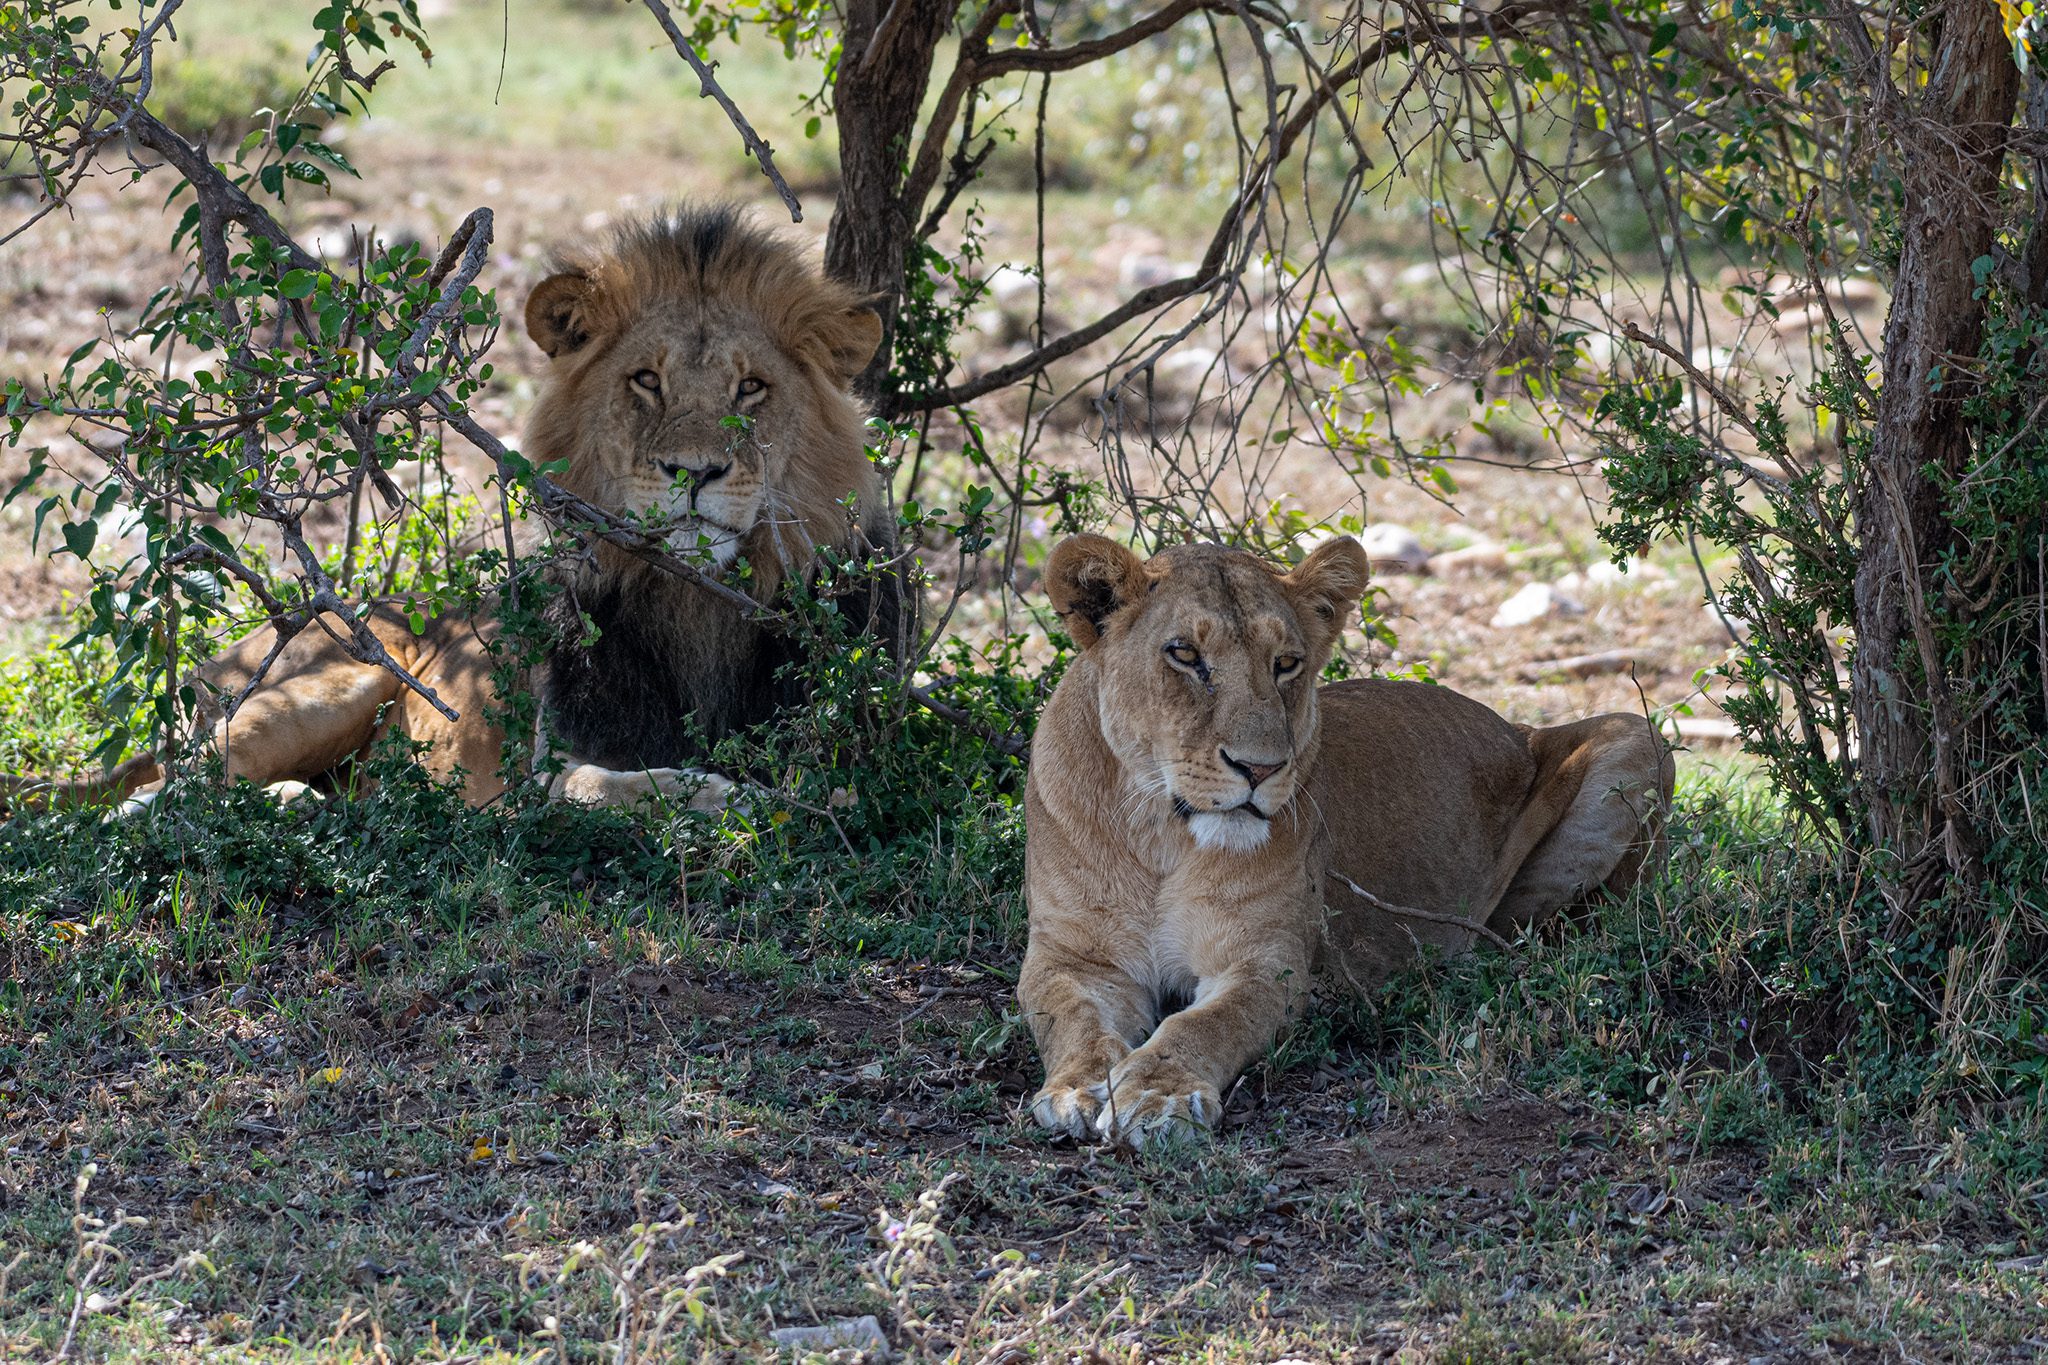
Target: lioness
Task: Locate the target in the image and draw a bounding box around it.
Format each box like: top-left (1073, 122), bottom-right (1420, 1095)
top-left (7, 205), bottom-right (902, 813)
top-left (1019, 534), bottom-right (1673, 1147)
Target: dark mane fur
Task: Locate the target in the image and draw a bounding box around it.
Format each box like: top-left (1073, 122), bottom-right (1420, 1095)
top-left (540, 556), bottom-right (908, 771)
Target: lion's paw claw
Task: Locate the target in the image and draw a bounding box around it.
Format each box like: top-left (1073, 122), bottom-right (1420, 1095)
top-left (1095, 1058), bottom-right (1221, 1148)
top-left (1030, 1080), bottom-right (1110, 1139)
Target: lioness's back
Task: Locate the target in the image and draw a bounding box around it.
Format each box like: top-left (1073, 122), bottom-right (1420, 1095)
top-left (1312, 679), bottom-right (1538, 956)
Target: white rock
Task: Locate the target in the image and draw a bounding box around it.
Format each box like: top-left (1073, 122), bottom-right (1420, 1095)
top-left (1117, 252), bottom-right (1195, 292)
top-left (1358, 522), bottom-right (1429, 575)
top-left (1490, 582), bottom-right (1584, 629)
top-left (1556, 558), bottom-right (1670, 593)
top-left (1428, 540), bottom-right (1507, 577)
top-left (1153, 346), bottom-right (1222, 388)
top-left (982, 264), bottom-right (1039, 309)
top-left (771, 1316), bottom-right (891, 1358)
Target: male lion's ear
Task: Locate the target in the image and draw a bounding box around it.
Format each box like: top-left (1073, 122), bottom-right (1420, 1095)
top-left (1044, 533), bottom-right (1149, 649)
top-left (526, 272), bottom-right (598, 358)
top-left (819, 299), bottom-right (886, 383)
top-left (1284, 535), bottom-right (1371, 638)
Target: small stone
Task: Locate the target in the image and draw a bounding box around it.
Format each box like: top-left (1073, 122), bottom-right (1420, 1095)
top-left (1116, 252), bottom-right (1195, 292)
top-left (1358, 523), bottom-right (1429, 575)
top-left (770, 1315), bottom-right (892, 1358)
top-left (1556, 558), bottom-right (1671, 593)
top-left (1490, 582), bottom-right (1583, 629)
top-left (1428, 540), bottom-right (1507, 577)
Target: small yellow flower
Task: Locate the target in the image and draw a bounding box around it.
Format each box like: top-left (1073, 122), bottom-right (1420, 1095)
top-left (50, 920), bottom-right (89, 942)
top-left (315, 1066), bottom-right (344, 1086)
top-left (470, 1137), bottom-right (495, 1162)
top-left (769, 809), bottom-right (791, 827)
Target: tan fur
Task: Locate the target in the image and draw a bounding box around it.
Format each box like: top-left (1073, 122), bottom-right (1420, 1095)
top-left (61, 206), bottom-right (887, 813)
top-left (1019, 535), bottom-right (1675, 1147)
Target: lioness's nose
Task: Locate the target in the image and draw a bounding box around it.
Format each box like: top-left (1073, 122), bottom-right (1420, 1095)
top-left (1220, 748), bottom-right (1283, 789)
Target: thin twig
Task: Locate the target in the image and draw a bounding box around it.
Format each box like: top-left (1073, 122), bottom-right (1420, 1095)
top-left (639, 0), bottom-right (803, 221)
top-left (1327, 868), bottom-right (1512, 950)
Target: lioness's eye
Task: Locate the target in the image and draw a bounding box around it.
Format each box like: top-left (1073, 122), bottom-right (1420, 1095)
top-left (1275, 654), bottom-right (1304, 679)
top-left (630, 369), bottom-right (661, 393)
top-left (1164, 642), bottom-right (1201, 668)
top-left (736, 376), bottom-right (767, 399)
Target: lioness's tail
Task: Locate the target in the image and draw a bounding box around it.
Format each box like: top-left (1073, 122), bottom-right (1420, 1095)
top-left (0, 753), bottom-right (161, 815)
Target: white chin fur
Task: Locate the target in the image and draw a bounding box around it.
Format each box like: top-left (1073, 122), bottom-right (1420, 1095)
top-left (664, 519), bottom-right (742, 568)
top-left (1187, 811), bottom-right (1272, 853)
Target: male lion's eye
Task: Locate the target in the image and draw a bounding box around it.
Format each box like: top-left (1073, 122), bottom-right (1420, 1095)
top-left (736, 376), bottom-right (767, 399)
top-left (1164, 642), bottom-right (1202, 668)
top-left (1275, 654), bottom-right (1304, 679)
top-left (630, 369), bottom-right (661, 393)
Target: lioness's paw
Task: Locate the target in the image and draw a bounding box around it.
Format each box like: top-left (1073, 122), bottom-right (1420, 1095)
top-left (1096, 1057), bottom-right (1221, 1148)
top-left (1030, 1080), bottom-right (1110, 1139)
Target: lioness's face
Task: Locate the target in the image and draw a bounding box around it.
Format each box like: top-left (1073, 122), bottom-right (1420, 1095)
top-left (526, 258), bottom-right (882, 570)
top-left (1044, 536), bottom-right (1370, 853)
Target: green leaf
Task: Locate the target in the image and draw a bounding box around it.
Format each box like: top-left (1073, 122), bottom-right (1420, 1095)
top-left (60, 517), bottom-right (97, 560)
top-left (1649, 20), bottom-right (1679, 54)
top-left (3, 448), bottom-right (46, 506)
top-left (300, 139), bottom-right (359, 177)
top-left (279, 269), bottom-right (319, 299)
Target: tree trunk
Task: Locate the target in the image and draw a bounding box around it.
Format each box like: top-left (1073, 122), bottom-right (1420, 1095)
top-left (825, 0), bottom-right (959, 406)
top-left (1853, 0), bottom-right (2017, 897)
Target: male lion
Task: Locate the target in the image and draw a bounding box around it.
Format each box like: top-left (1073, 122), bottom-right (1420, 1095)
top-left (8, 204), bottom-right (901, 813)
top-left (1019, 534), bottom-right (1673, 1147)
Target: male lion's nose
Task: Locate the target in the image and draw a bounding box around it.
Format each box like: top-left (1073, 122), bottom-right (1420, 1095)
top-left (660, 461), bottom-right (732, 498)
top-left (1220, 748), bottom-right (1283, 789)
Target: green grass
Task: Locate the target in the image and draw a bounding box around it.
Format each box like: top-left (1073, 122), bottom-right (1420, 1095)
top-left (2, 735), bottom-right (2045, 1358)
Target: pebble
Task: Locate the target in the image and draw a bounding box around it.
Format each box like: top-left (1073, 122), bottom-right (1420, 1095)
top-left (1428, 540), bottom-right (1508, 577)
top-left (1490, 582), bottom-right (1584, 629)
top-left (770, 1316), bottom-right (891, 1358)
top-left (1555, 558), bottom-right (1671, 593)
top-left (1359, 522), bottom-right (1429, 575)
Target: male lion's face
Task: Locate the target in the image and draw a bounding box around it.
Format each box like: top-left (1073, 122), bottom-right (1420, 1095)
top-left (525, 263), bottom-right (882, 570)
top-left (1044, 536), bottom-right (1371, 853)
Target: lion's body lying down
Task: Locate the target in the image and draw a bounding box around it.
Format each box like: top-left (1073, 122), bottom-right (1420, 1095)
top-left (1019, 535), bottom-right (1673, 1146)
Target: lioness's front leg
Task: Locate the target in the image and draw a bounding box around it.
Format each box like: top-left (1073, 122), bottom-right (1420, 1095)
top-left (1018, 943), bottom-right (1157, 1139)
top-left (1098, 871), bottom-right (1317, 1147)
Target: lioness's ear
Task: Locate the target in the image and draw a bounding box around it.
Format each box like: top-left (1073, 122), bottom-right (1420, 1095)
top-left (1044, 533), bottom-right (1148, 649)
top-left (526, 271), bottom-right (598, 358)
top-left (819, 299), bottom-right (886, 383)
top-left (1284, 535), bottom-right (1371, 638)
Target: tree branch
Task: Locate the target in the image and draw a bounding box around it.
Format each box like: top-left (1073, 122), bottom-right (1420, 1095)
top-left (639, 0), bottom-right (804, 221)
top-left (896, 1), bottom-right (1549, 411)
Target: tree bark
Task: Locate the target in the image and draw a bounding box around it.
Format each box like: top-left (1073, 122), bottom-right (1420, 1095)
top-left (1850, 0), bottom-right (2017, 896)
top-left (825, 0), bottom-right (961, 406)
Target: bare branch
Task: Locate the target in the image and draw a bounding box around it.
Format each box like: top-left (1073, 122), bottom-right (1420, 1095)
top-left (1328, 868), bottom-right (1512, 951)
top-left (639, 0), bottom-right (804, 222)
top-left (898, 1), bottom-right (1551, 411)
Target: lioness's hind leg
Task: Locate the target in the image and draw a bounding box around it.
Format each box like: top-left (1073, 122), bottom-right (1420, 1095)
top-left (1489, 714), bottom-right (1674, 934)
